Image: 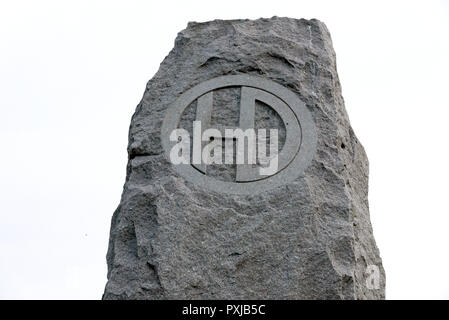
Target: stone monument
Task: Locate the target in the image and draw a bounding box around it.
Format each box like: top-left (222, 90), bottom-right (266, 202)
top-left (103, 17), bottom-right (385, 299)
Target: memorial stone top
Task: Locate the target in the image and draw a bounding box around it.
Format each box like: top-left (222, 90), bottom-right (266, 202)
top-left (104, 17), bottom-right (385, 300)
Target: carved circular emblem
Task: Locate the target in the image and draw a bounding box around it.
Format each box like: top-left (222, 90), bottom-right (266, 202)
top-left (161, 75), bottom-right (317, 194)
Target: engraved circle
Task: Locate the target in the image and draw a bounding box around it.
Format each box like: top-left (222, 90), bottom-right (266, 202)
top-left (161, 75), bottom-right (317, 195)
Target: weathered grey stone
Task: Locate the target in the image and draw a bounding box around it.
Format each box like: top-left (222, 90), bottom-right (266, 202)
top-left (103, 17), bottom-right (385, 300)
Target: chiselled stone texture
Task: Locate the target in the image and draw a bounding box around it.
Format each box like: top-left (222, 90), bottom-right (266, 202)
top-left (103, 17), bottom-right (385, 299)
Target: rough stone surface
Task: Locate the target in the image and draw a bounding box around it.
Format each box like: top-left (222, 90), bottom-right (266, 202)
top-left (103, 17), bottom-right (385, 299)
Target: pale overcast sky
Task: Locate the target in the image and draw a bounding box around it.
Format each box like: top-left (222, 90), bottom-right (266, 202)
top-left (1, 0), bottom-right (448, 299)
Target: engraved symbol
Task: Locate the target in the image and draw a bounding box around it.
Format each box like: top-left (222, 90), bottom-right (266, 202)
top-left (193, 87), bottom-right (301, 182)
top-left (161, 75), bottom-right (317, 194)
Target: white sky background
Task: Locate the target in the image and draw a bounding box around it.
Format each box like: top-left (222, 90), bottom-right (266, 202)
top-left (0, 0), bottom-right (448, 299)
